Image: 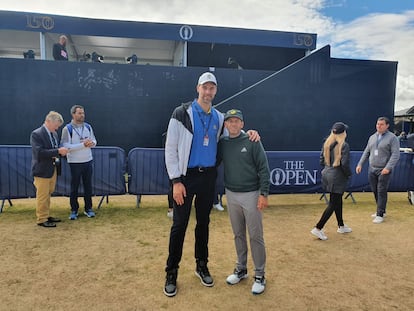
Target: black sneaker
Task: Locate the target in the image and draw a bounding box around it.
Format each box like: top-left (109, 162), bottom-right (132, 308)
top-left (195, 261), bottom-right (214, 287)
top-left (163, 269), bottom-right (177, 297)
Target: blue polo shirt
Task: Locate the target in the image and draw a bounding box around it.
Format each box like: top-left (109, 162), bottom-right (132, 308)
top-left (188, 100), bottom-right (220, 168)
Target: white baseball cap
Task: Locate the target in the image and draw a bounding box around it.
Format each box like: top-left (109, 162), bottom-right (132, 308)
top-left (198, 72), bottom-right (217, 85)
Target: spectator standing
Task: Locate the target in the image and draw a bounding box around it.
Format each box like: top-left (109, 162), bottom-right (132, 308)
top-left (356, 117), bottom-right (400, 224)
top-left (61, 105), bottom-right (97, 220)
top-left (30, 111), bottom-right (69, 227)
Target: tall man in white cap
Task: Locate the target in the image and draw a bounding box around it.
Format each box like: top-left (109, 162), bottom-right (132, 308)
top-left (163, 72), bottom-right (259, 297)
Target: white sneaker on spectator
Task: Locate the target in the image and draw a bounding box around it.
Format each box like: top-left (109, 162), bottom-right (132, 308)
top-left (373, 216), bottom-right (384, 224)
top-left (251, 276), bottom-right (266, 295)
top-left (213, 203), bottom-right (224, 211)
top-left (337, 224), bottom-right (352, 233)
top-left (311, 227), bottom-right (328, 240)
top-left (371, 213), bottom-right (386, 218)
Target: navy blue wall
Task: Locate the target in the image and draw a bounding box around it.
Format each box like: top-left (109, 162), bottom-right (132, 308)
top-left (0, 47), bottom-right (397, 152)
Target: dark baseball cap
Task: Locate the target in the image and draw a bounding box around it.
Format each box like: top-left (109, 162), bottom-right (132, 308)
top-left (331, 122), bottom-right (348, 134)
top-left (224, 109), bottom-right (243, 121)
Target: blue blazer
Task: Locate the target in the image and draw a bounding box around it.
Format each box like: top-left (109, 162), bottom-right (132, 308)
top-left (30, 125), bottom-right (60, 178)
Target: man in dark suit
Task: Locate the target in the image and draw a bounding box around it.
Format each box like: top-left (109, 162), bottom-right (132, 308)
top-left (30, 111), bottom-right (69, 227)
top-left (53, 35), bottom-right (69, 61)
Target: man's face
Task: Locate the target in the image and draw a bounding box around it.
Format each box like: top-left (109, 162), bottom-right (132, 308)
top-left (376, 120), bottom-right (389, 134)
top-left (46, 120), bottom-right (62, 133)
top-left (72, 108), bottom-right (85, 123)
top-left (197, 82), bottom-right (217, 105)
top-left (225, 117), bottom-right (244, 137)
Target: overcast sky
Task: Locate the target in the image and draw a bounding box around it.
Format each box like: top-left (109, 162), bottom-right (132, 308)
top-left (1, 0), bottom-right (413, 111)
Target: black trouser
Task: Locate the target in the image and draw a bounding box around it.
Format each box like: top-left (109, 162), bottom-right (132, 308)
top-left (316, 192), bottom-right (344, 229)
top-left (69, 160), bottom-right (93, 212)
top-left (166, 167), bottom-right (217, 271)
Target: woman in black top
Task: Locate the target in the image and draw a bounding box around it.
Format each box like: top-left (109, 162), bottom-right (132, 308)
top-left (311, 122), bottom-right (352, 240)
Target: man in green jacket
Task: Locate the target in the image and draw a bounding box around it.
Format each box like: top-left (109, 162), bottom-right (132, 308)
top-left (217, 109), bottom-right (270, 295)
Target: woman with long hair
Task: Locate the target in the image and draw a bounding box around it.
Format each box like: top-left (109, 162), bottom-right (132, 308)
top-left (311, 122), bottom-right (352, 240)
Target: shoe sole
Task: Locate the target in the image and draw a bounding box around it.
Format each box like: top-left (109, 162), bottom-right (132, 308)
top-left (163, 288), bottom-right (177, 297)
top-left (195, 271), bottom-right (215, 287)
top-left (252, 288), bottom-right (265, 295)
top-left (226, 274), bottom-right (249, 285)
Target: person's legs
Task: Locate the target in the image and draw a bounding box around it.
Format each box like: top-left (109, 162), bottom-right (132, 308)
top-left (33, 171), bottom-right (56, 224)
top-left (226, 189), bottom-right (248, 271)
top-left (376, 173), bottom-right (391, 217)
top-left (315, 194), bottom-right (336, 229)
top-left (368, 168), bottom-right (380, 211)
top-left (69, 163), bottom-right (82, 213)
top-left (242, 191), bottom-right (266, 278)
top-left (166, 191), bottom-right (193, 270)
top-left (82, 161), bottom-right (93, 211)
top-left (331, 193), bottom-right (344, 227)
top-left (194, 170), bottom-right (216, 262)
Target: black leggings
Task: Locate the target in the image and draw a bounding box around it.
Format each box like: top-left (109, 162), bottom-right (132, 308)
top-left (316, 193), bottom-right (344, 229)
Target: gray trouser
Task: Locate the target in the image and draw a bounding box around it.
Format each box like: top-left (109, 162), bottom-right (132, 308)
top-left (226, 189), bottom-right (266, 277)
top-left (368, 167), bottom-right (392, 217)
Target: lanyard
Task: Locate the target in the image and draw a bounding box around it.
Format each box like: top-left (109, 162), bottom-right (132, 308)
top-left (72, 126), bottom-right (85, 139)
top-left (196, 109), bottom-right (213, 138)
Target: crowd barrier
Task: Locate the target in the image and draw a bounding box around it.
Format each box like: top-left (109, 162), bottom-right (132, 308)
top-left (1, 146), bottom-right (413, 212)
top-left (0, 146), bottom-right (126, 212)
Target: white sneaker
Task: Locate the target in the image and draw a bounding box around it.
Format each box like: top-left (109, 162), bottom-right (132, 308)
top-left (213, 203), bottom-right (224, 211)
top-left (371, 213), bottom-right (386, 218)
top-left (373, 216), bottom-right (384, 224)
top-left (167, 209), bottom-right (173, 218)
top-left (310, 227), bottom-right (328, 240)
top-left (251, 276), bottom-right (266, 295)
top-left (408, 191), bottom-right (414, 205)
top-left (226, 269), bottom-right (248, 285)
top-left (337, 224), bottom-right (352, 233)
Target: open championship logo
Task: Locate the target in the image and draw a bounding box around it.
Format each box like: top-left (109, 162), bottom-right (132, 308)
top-left (270, 160), bottom-right (318, 186)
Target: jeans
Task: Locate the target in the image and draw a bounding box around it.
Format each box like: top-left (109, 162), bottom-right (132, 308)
top-left (69, 160), bottom-right (93, 212)
top-left (368, 167), bottom-right (391, 217)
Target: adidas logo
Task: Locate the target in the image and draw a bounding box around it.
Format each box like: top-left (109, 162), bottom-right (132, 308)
top-left (241, 147), bottom-right (247, 152)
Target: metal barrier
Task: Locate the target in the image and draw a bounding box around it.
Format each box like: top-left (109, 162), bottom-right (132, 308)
top-left (1, 146), bottom-right (413, 212)
top-left (0, 146), bottom-right (126, 212)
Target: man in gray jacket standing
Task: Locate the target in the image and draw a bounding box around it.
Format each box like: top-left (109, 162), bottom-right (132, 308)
top-left (356, 117), bottom-right (400, 224)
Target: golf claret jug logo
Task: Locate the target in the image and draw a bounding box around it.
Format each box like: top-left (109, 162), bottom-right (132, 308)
top-left (270, 160), bottom-right (318, 186)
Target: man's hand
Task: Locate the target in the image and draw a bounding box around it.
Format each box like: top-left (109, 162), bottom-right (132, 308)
top-left (58, 147), bottom-right (69, 156)
top-left (83, 139), bottom-right (95, 148)
top-left (246, 130), bottom-right (260, 142)
top-left (355, 165), bottom-right (362, 174)
top-left (257, 195), bottom-right (268, 211)
top-left (173, 182), bottom-right (187, 206)
top-left (381, 168), bottom-right (390, 175)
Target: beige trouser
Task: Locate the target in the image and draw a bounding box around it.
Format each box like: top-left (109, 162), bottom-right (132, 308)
top-left (33, 169), bottom-right (57, 224)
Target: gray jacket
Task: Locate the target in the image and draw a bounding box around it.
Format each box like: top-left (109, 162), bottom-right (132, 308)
top-left (357, 130), bottom-right (400, 171)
